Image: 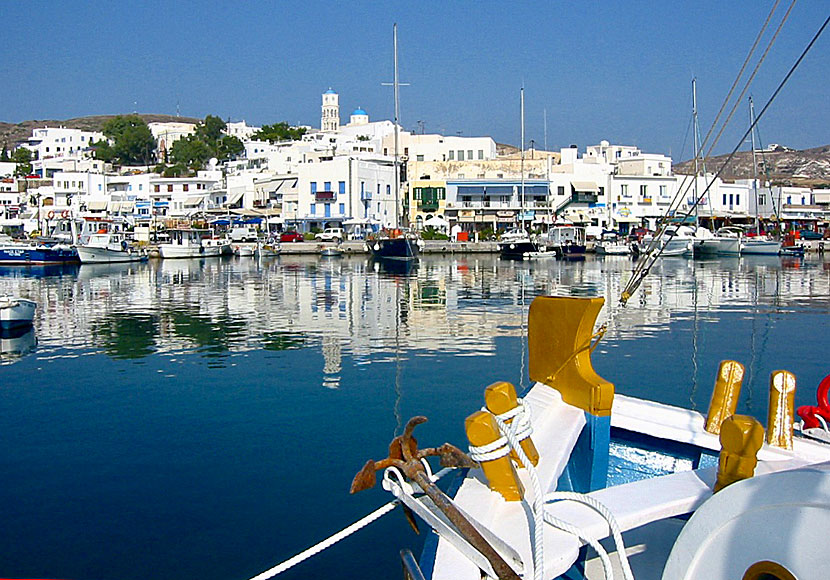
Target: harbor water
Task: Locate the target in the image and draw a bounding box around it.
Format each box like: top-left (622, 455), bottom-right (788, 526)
top-left (0, 253), bottom-right (828, 580)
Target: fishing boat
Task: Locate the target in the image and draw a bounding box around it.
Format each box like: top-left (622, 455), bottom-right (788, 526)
top-left (368, 24), bottom-right (422, 263)
top-left (350, 295), bottom-right (830, 580)
top-left (76, 231), bottom-right (148, 264)
top-left (541, 224), bottom-right (587, 258)
top-left (159, 228), bottom-right (229, 259)
top-left (255, 241), bottom-right (280, 257)
top-left (0, 240), bottom-right (79, 265)
top-left (0, 295), bottom-right (37, 329)
top-left (233, 243), bottom-right (256, 257)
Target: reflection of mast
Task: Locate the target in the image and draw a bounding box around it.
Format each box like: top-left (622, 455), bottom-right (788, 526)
top-left (322, 334), bottom-right (341, 389)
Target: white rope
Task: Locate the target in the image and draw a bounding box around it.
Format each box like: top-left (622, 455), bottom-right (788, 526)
top-left (468, 435), bottom-right (511, 462)
top-left (546, 492), bottom-right (635, 580)
top-left (246, 466), bottom-right (455, 580)
top-left (493, 411), bottom-right (545, 580)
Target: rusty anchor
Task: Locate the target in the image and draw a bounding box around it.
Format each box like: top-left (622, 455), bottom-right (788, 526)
top-left (350, 416), bottom-right (522, 580)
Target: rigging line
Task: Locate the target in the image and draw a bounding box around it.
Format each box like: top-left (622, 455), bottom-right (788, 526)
top-left (699, 0), bottom-right (781, 156)
top-left (704, 0), bottom-right (796, 160)
top-left (621, 12), bottom-right (830, 306)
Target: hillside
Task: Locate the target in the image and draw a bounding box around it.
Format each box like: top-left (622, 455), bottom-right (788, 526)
top-left (0, 114), bottom-right (202, 148)
top-left (673, 145), bottom-right (830, 187)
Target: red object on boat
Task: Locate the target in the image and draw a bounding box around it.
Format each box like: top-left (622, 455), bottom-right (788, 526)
top-left (797, 374), bottom-right (830, 429)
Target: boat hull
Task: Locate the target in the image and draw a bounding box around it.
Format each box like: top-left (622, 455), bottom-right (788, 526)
top-left (76, 245), bottom-right (148, 264)
top-left (368, 237), bottom-right (420, 261)
top-left (498, 240), bottom-right (538, 259)
top-left (158, 244), bottom-right (224, 259)
top-left (741, 239), bottom-right (781, 255)
top-left (0, 245), bottom-right (79, 265)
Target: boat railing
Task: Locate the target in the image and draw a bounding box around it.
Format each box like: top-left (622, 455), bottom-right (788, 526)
top-left (400, 549), bottom-right (427, 580)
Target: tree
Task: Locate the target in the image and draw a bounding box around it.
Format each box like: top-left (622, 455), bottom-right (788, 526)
top-left (96, 114), bottom-right (157, 166)
top-left (11, 147), bottom-right (33, 177)
top-left (216, 135), bottom-right (244, 161)
top-left (170, 136), bottom-right (211, 170)
top-left (252, 122), bottom-right (307, 143)
top-left (0, 144), bottom-right (9, 162)
top-left (195, 115), bottom-right (226, 147)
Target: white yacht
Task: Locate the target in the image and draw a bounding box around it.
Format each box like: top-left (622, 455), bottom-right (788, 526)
top-left (741, 234), bottom-right (781, 255)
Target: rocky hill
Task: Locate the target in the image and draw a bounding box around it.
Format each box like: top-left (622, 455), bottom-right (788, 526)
top-left (0, 114), bottom-right (202, 148)
top-left (674, 145), bottom-right (830, 187)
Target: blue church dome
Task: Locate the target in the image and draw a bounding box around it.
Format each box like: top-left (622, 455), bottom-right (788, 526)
top-left (324, 88), bottom-right (336, 94)
top-left (352, 108), bottom-right (368, 116)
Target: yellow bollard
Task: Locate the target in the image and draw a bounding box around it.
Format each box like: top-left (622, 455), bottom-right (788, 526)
top-left (484, 381), bottom-right (539, 468)
top-left (767, 370), bottom-right (796, 450)
top-left (705, 360), bottom-right (745, 435)
top-left (714, 414), bottom-right (764, 492)
top-left (465, 410), bottom-right (524, 502)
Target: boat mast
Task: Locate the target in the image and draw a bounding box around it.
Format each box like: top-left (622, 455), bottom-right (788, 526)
top-left (749, 96), bottom-right (759, 235)
top-left (692, 78), bottom-right (700, 229)
top-left (393, 23), bottom-right (400, 231)
top-left (520, 87), bottom-right (525, 234)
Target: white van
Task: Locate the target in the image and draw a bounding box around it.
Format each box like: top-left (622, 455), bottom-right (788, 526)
top-left (230, 227), bottom-right (258, 242)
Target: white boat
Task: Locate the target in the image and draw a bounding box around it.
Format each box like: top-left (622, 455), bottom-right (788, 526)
top-left (255, 242), bottom-right (280, 257)
top-left (320, 245), bottom-right (342, 257)
top-left (540, 225), bottom-right (587, 258)
top-left (594, 233), bottom-right (631, 255)
top-left (233, 243), bottom-right (256, 257)
top-left (353, 296), bottom-right (830, 580)
top-left (159, 229), bottom-right (229, 259)
top-left (741, 235), bottom-right (781, 255)
top-left (0, 295), bottom-right (37, 329)
top-left (642, 225), bottom-right (694, 257)
top-left (76, 231), bottom-right (148, 264)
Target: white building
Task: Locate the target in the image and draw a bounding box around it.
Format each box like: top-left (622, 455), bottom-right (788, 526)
top-left (148, 122), bottom-right (197, 163)
top-left (321, 88), bottom-right (340, 132)
top-left (225, 120), bottom-right (260, 141)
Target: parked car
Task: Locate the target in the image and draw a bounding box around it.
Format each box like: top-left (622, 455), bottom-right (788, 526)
top-left (229, 226), bottom-right (258, 242)
top-left (280, 231), bottom-right (305, 243)
top-left (799, 229), bottom-right (823, 240)
top-left (315, 227), bottom-right (345, 243)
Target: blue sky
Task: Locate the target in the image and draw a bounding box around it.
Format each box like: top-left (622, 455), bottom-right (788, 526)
top-left (2, 1), bottom-right (827, 159)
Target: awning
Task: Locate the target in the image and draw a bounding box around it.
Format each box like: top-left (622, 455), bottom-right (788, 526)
top-left (571, 181), bottom-right (599, 192)
top-left (226, 191), bottom-right (244, 205)
top-left (88, 200), bottom-right (108, 211)
top-left (184, 196), bottom-right (204, 207)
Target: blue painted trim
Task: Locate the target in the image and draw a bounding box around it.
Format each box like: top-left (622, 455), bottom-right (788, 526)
top-left (565, 413), bottom-right (610, 493)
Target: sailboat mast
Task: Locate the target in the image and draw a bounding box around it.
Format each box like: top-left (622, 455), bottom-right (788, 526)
top-left (392, 23), bottom-right (400, 230)
top-left (692, 78), bottom-right (700, 227)
top-left (520, 87), bottom-right (525, 234)
top-left (749, 96), bottom-right (759, 234)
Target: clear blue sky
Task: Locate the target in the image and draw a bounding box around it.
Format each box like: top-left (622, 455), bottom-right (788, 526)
top-left (2, 1), bottom-right (827, 159)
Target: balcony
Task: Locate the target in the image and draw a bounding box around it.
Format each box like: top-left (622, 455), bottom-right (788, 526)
top-left (571, 192), bottom-right (598, 204)
top-left (315, 191), bottom-right (335, 201)
top-left (418, 201), bottom-right (439, 211)
top-left (360, 191), bottom-right (373, 201)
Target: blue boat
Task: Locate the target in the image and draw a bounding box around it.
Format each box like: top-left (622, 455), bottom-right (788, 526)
top-left (0, 242), bottom-right (79, 265)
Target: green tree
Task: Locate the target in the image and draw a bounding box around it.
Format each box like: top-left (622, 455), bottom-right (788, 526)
top-left (252, 122), bottom-right (307, 143)
top-left (0, 144), bottom-right (9, 162)
top-left (11, 147), bottom-right (33, 176)
top-left (170, 136), bottom-right (211, 170)
top-left (96, 114), bottom-right (157, 166)
top-left (195, 115), bottom-right (226, 147)
top-left (216, 134), bottom-right (244, 161)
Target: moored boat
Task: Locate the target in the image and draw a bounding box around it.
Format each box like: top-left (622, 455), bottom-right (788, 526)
top-left (367, 231), bottom-right (422, 261)
top-left (0, 295), bottom-right (37, 329)
top-left (0, 240), bottom-right (79, 265)
top-left (76, 231), bottom-right (148, 264)
top-left (159, 229), bottom-right (228, 259)
top-left (320, 245), bottom-right (342, 258)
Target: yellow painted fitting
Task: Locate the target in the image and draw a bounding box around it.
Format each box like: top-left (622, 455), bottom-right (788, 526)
top-left (465, 410), bottom-right (524, 502)
top-left (705, 360), bottom-right (745, 435)
top-left (528, 296), bottom-right (614, 416)
top-left (484, 381), bottom-right (539, 468)
top-left (714, 414), bottom-right (764, 492)
top-left (766, 370), bottom-right (796, 449)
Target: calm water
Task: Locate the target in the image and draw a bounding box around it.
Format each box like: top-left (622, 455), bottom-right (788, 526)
top-left (0, 253), bottom-right (828, 580)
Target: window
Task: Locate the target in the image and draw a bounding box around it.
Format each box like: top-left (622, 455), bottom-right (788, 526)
top-left (639, 185), bottom-right (647, 197)
top-left (448, 150), bottom-right (454, 160)
top-left (128, 184), bottom-right (132, 191)
top-left (759, 194), bottom-right (766, 205)
top-left (729, 194), bottom-right (734, 205)
top-left (458, 150), bottom-right (465, 161)
top-left (311, 182), bottom-right (317, 194)
top-left (139, 184), bottom-right (143, 191)
top-left (324, 181), bottom-right (331, 191)
top-left (167, 185), bottom-right (173, 192)
top-left (99, 184), bottom-right (103, 191)
top-left (467, 150), bottom-right (473, 160)
top-left (558, 186), bottom-right (565, 196)
top-left (183, 184), bottom-right (189, 192)
top-left (339, 203), bottom-right (345, 214)
top-left (786, 196), bottom-right (791, 204)
top-left (723, 194), bottom-right (727, 205)
top-left (478, 150), bottom-right (484, 159)
top-left (659, 185), bottom-right (667, 198)
top-left (338, 181), bottom-right (345, 194)
top-left (736, 194), bottom-right (740, 205)
top-left (416, 154), bottom-right (424, 162)
top-left (621, 184), bottom-right (629, 197)
top-left (386, 184), bottom-right (390, 195)
top-left (311, 203), bottom-right (316, 215)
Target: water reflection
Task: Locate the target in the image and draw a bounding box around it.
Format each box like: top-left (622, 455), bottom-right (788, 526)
top-left (0, 326), bottom-right (37, 364)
